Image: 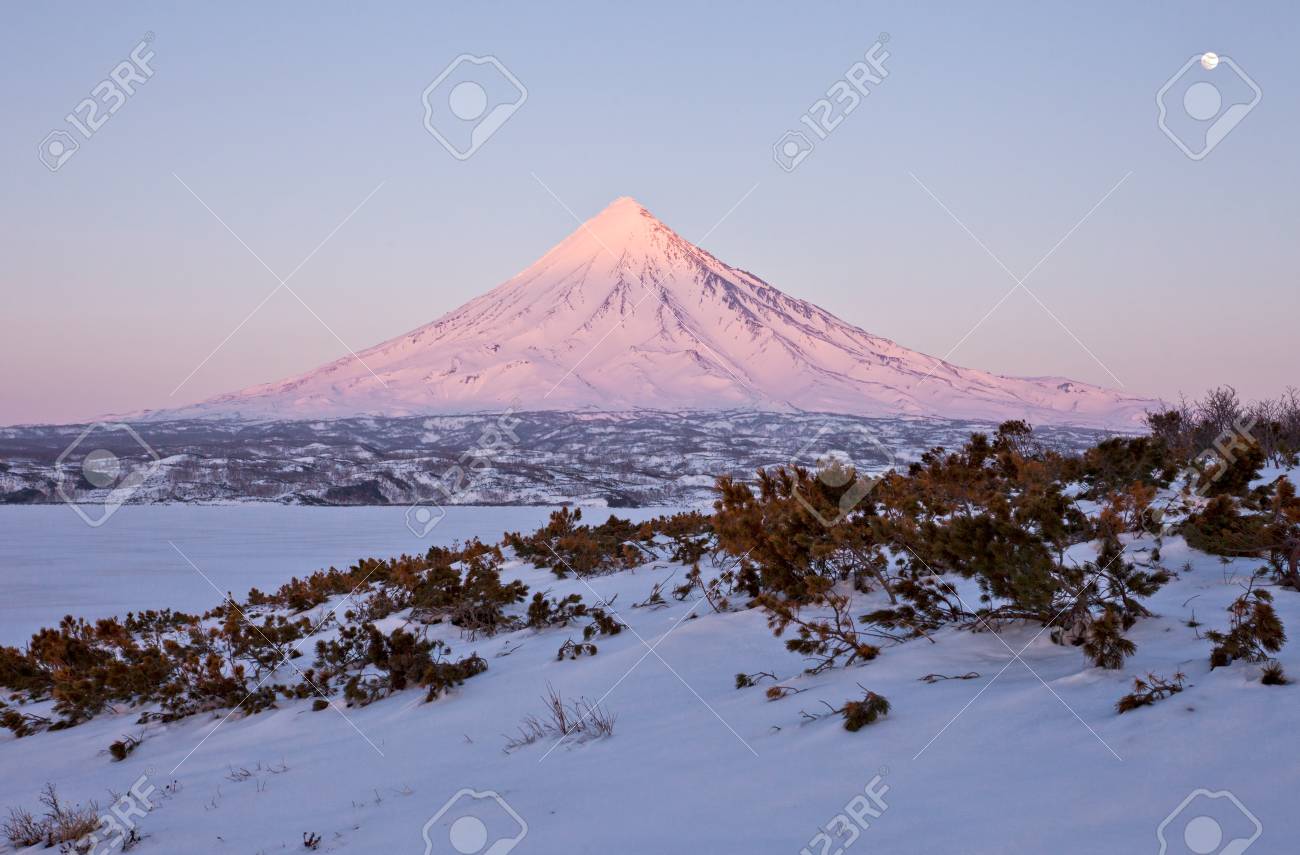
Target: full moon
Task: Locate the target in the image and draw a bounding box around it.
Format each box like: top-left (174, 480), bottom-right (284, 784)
top-left (1200, 51), bottom-right (1220, 70)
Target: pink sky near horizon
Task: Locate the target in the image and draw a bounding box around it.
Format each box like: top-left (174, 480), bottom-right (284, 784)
top-left (2, 2), bottom-right (1296, 425)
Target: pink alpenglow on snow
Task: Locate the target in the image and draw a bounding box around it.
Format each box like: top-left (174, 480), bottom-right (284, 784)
top-left (161, 197), bottom-right (1159, 427)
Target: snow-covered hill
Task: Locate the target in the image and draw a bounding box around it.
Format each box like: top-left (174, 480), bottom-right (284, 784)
top-left (1, 521), bottom-right (1295, 853)
top-left (157, 198), bottom-right (1157, 428)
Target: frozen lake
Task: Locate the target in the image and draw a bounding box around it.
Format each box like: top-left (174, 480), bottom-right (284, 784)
top-left (0, 504), bottom-right (674, 646)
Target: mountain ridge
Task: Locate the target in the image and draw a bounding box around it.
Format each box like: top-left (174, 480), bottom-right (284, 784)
top-left (151, 197), bottom-right (1158, 428)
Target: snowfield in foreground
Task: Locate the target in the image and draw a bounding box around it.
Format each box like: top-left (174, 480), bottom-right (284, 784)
top-left (0, 505), bottom-right (671, 647)
top-left (1, 529), bottom-right (1296, 853)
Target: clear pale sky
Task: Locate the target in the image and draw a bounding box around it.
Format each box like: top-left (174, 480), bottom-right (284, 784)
top-left (2, 2), bottom-right (1296, 425)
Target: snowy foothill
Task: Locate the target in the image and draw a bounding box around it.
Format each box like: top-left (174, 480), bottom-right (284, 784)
top-left (1, 494), bottom-right (1297, 853)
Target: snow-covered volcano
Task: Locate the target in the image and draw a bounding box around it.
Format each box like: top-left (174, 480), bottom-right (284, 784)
top-left (165, 197), bottom-right (1156, 427)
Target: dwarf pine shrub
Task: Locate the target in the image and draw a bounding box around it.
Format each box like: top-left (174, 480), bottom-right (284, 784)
top-left (1115, 672), bottom-right (1186, 713)
top-left (841, 690), bottom-right (891, 731)
top-left (1207, 584), bottom-right (1287, 668)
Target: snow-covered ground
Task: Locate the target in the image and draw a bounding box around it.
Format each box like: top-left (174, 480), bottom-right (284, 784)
top-left (1, 514), bottom-right (1296, 853)
top-left (0, 505), bottom-right (674, 646)
top-left (4, 411), bottom-right (1093, 509)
